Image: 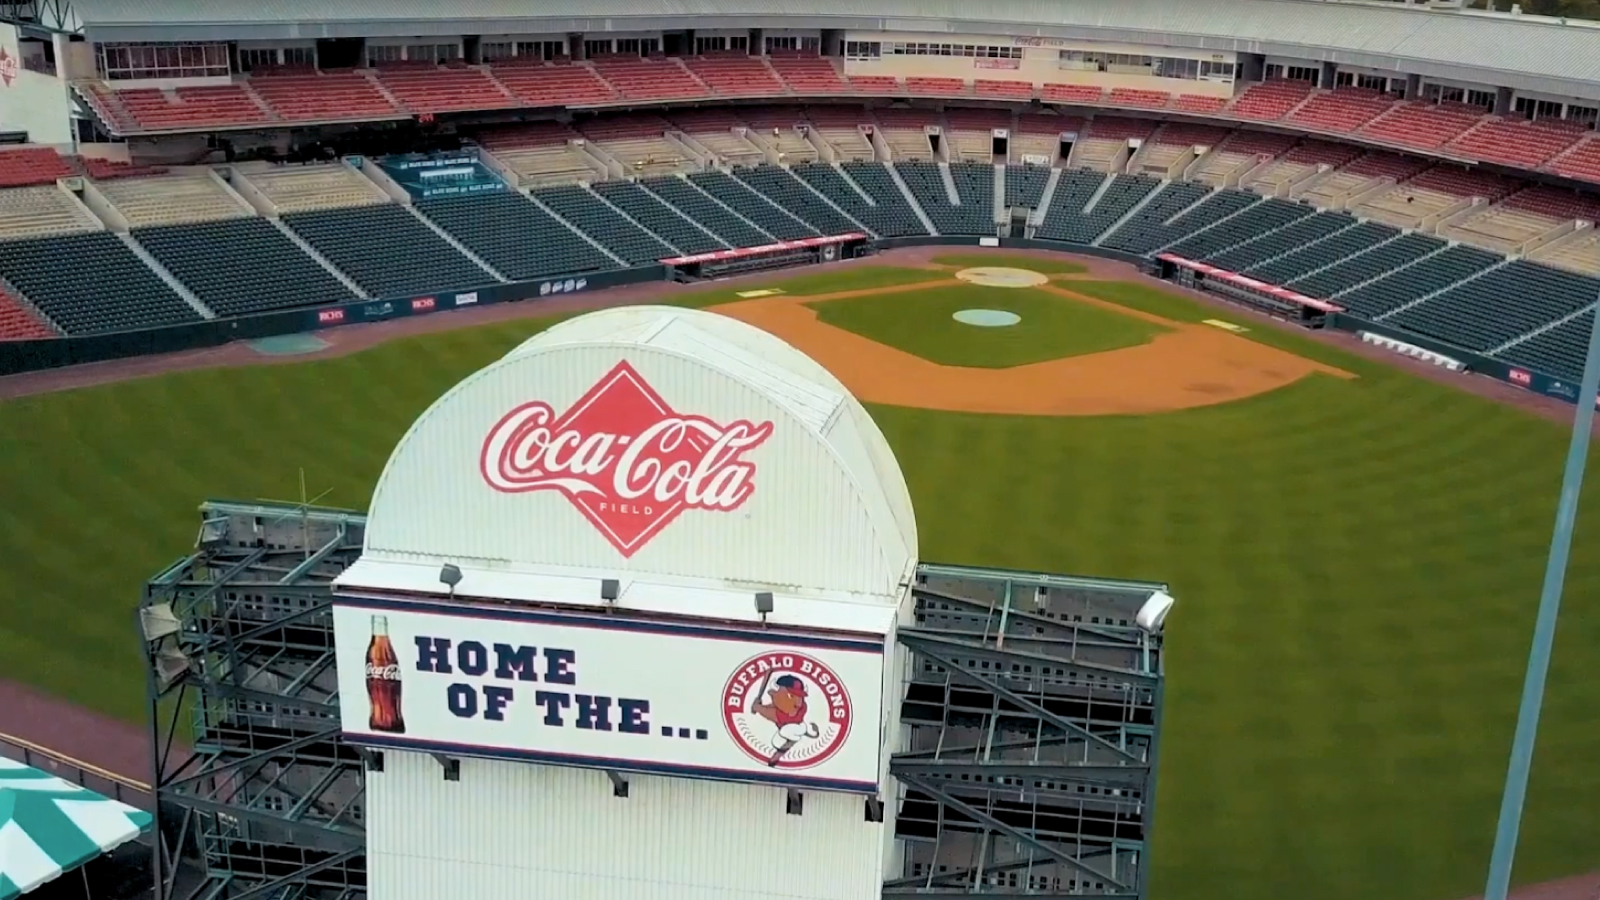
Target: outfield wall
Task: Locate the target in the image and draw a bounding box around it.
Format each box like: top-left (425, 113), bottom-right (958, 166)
top-left (0, 266), bottom-right (663, 377)
top-left (0, 239), bottom-right (1589, 414)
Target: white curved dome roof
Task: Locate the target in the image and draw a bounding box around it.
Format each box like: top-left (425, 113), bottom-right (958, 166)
top-left (355, 305), bottom-right (917, 603)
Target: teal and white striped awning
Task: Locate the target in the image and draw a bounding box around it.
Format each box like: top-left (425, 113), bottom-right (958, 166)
top-left (0, 758), bottom-right (153, 900)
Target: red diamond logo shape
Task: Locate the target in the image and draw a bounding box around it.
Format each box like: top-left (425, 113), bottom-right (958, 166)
top-left (480, 361), bottom-right (775, 557)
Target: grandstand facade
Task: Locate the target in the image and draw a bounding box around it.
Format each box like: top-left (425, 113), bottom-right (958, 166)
top-left (0, 0), bottom-right (1598, 396)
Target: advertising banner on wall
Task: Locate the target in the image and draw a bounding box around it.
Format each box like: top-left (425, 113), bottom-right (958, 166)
top-left (333, 598), bottom-right (885, 792)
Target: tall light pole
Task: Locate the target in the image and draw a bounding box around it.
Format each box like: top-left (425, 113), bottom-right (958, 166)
top-left (1482, 299), bottom-right (1600, 900)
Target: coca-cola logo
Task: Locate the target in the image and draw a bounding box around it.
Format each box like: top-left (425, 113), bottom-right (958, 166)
top-left (480, 360), bottom-right (774, 557)
top-left (366, 662), bottom-right (401, 680)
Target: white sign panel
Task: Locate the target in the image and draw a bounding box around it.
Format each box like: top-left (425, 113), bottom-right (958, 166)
top-left (334, 598), bottom-right (885, 793)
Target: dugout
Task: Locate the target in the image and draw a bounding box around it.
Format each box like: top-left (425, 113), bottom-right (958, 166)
top-left (663, 233), bottom-right (870, 282)
top-left (1155, 253), bottom-right (1341, 327)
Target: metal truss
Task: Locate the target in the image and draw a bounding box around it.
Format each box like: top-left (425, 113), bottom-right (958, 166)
top-left (141, 500), bottom-right (371, 900)
top-left (888, 563), bottom-right (1168, 900)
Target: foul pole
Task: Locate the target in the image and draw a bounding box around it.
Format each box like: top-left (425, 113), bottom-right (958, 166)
top-left (1482, 299), bottom-right (1600, 900)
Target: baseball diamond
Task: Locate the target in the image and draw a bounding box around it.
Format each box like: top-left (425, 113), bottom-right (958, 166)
top-left (3, 1), bottom-right (1600, 899)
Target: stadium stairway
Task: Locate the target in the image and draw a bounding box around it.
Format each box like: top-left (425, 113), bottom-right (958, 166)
top-left (1383, 259), bottom-right (1599, 355)
top-left (734, 164), bottom-right (871, 238)
top-left (1204, 210), bottom-right (1359, 273)
top-left (790, 161), bottom-right (929, 238)
top-left (590, 180), bottom-right (727, 255)
top-left (688, 169), bottom-right (824, 240)
top-left (1100, 184), bottom-right (1250, 255)
top-left (1287, 232), bottom-right (1445, 301)
top-left (1244, 220), bottom-right (1398, 286)
top-left (0, 285), bottom-right (59, 340)
top-left (0, 231), bottom-right (203, 335)
top-left (1328, 243), bottom-right (1500, 320)
top-left (282, 204), bottom-right (501, 298)
top-left (1163, 197), bottom-right (1314, 262)
top-left (1498, 307), bottom-right (1598, 383)
top-left (417, 192), bottom-right (619, 279)
top-left (133, 218), bottom-right (361, 317)
top-left (531, 184), bottom-right (678, 265)
top-left (639, 176), bottom-right (776, 247)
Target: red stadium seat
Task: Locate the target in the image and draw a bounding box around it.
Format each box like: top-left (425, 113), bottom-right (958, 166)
top-left (1109, 87), bottom-right (1170, 110)
top-left (1173, 94), bottom-right (1227, 114)
top-left (1446, 117), bottom-right (1586, 169)
top-left (904, 77), bottom-right (966, 96)
top-left (973, 80), bottom-right (1032, 100)
top-left (250, 70), bottom-right (403, 122)
top-left (489, 61), bottom-right (619, 107)
top-left (1359, 101), bottom-right (1484, 150)
top-left (683, 55), bottom-right (785, 97)
top-left (1229, 79), bottom-right (1314, 120)
top-left (1040, 83), bottom-right (1104, 104)
top-left (1287, 88), bottom-right (1397, 133)
top-left (0, 286), bottom-right (56, 341)
top-left (589, 56), bottom-right (709, 102)
top-left (1547, 135), bottom-right (1600, 185)
top-left (375, 64), bottom-right (517, 114)
top-left (767, 54), bottom-right (848, 94)
top-left (0, 147), bottom-right (74, 188)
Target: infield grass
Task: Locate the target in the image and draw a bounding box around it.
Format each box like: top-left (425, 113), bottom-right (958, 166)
top-left (807, 284), bottom-right (1167, 367)
top-left (1, 262), bottom-right (1598, 900)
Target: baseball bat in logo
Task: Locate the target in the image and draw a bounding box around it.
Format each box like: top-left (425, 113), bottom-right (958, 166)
top-left (721, 651), bottom-right (852, 770)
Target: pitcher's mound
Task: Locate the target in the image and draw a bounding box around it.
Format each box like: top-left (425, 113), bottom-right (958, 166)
top-left (955, 267), bottom-right (1049, 288)
top-left (953, 309), bottom-right (1022, 327)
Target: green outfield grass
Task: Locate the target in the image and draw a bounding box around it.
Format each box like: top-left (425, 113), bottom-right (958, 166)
top-left (931, 253), bottom-right (1089, 274)
top-left (1, 262), bottom-right (1598, 900)
top-left (807, 283), bottom-right (1167, 367)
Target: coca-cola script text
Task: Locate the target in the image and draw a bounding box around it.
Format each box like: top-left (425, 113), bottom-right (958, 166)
top-left (479, 361), bottom-right (774, 556)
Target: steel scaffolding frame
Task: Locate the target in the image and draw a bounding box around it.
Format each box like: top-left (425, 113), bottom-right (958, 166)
top-left (140, 500), bottom-right (370, 900)
top-left (887, 562), bottom-right (1167, 900)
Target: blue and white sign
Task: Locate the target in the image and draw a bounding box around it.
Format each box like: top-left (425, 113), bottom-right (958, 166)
top-left (333, 598), bottom-right (885, 792)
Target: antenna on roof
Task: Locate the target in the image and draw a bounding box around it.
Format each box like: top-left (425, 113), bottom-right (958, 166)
top-left (256, 468), bottom-right (335, 558)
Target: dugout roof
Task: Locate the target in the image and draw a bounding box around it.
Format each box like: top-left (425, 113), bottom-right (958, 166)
top-left (67, 0), bottom-right (1600, 99)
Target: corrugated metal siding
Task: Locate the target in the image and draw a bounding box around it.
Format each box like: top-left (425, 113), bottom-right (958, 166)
top-left (361, 313), bottom-right (914, 600)
top-left (73, 0), bottom-right (1600, 88)
top-left (369, 752), bottom-right (884, 900)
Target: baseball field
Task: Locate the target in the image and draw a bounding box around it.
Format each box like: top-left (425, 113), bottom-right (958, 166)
top-left (1, 248), bottom-right (1597, 900)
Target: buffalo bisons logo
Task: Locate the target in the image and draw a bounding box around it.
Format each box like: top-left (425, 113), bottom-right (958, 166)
top-left (722, 652), bottom-right (852, 770)
top-left (480, 361), bottom-right (775, 557)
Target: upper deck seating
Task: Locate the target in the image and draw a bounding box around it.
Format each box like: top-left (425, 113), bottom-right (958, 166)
top-left (1359, 101), bottom-right (1483, 150)
top-left (0, 148), bottom-right (75, 188)
top-left (1230, 80), bottom-right (1313, 121)
top-left (250, 70), bottom-right (402, 122)
top-left (117, 85), bottom-right (268, 130)
top-left (489, 60), bottom-right (618, 107)
top-left (589, 56), bottom-right (707, 102)
top-left (375, 63), bottom-right (515, 114)
top-left (683, 55), bottom-right (784, 97)
top-left (767, 54), bottom-right (847, 94)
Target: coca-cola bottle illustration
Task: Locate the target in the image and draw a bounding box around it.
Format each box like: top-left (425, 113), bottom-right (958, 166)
top-left (365, 615), bottom-right (405, 733)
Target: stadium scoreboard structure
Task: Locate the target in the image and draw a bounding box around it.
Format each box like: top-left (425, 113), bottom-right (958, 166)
top-left (137, 307), bottom-right (1171, 900)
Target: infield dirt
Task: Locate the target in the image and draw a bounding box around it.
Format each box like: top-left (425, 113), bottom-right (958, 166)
top-left (714, 278), bottom-right (1353, 416)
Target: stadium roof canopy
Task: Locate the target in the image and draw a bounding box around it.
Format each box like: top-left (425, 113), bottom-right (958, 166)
top-left (67, 0), bottom-right (1600, 98)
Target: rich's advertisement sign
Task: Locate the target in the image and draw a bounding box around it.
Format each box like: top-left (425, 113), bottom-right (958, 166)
top-left (480, 360), bottom-right (775, 557)
top-left (333, 600), bottom-right (884, 792)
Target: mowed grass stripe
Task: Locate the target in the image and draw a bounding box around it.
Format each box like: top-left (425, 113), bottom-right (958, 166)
top-left (0, 266), bottom-right (1598, 900)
